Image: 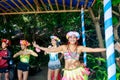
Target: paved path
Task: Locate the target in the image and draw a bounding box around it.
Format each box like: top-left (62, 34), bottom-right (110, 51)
top-left (28, 66), bottom-right (48, 80)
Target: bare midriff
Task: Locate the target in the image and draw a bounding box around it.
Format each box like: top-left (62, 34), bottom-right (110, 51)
top-left (64, 59), bottom-right (81, 69)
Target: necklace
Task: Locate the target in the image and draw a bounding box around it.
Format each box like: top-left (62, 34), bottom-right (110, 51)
top-left (68, 45), bottom-right (77, 53)
top-left (67, 45), bottom-right (78, 59)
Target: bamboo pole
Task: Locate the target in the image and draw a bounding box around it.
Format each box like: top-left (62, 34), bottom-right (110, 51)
top-left (84, 0), bottom-right (88, 9)
top-left (3, 1), bottom-right (18, 12)
top-left (91, 0), bottom-right (96, 7)
top-left (0, 3), bottom-right (12, 12)
top-left (62, 0), bottom-right (66, 10)
top-left (25, 0), bottom-right (35, 11)
top-left (0, 9), bottom-right (88, 15)
top-left (48, 0), bottom-right (53, 10)
top-left (18, 0), bottom-right (29, 11)
top-left (70, 0), bottom-right (72, 10)
top-left (75, 0), bottom-right (80, 10)
top-left (34, 0), bottom-right (41, 11)
top-left (55, 0), bottom-right (59, 10)
top-left (11, 0), bottom-right (23, 12)
top-left (40, 0), bottom-right (47, 11)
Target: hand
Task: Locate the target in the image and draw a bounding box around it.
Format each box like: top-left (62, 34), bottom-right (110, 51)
top-left (35, 47), bottom-right (41, 52)
top-left (116, 58), bottom-right (120, 61)
top-left (80, 63), bottom-right (86, 67)
top-left (32, 41), bottom-right (39, 48)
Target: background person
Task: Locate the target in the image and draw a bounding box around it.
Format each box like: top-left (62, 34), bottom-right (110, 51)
top-left (0, 39), bottom-right (11, 80)
top-left (13, 40), bottom-right (38, 80)
top-left (44, 36), bottom-right (61, 80)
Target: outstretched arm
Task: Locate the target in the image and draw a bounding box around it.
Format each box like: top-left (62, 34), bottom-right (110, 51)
top-left (13, 51), bottom-right (22, 58)
top-left (29, 50), bottom-right (38, 57)
top-left (44, 45), bottom-right (51, 55)
top-left (79, 46), bottom-right (106, 53)
top-left (32, 41), bottom-right (63, 53)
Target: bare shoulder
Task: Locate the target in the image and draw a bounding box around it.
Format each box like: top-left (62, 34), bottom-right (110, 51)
top-left (60, 45), bottom-right (67, 49)
top-left (77, 45), bottom-right (84, 49)
top-left (18, 50), bottom-right (23, 53)
top-left (27, 49), bottom-right (33, 52)
top-left (25, 49), bottom-right (35, 55)
top-left (16, 50), bottom-right (23, 55)
top-left (77, 46), bottom-right (84, 52)
top-left (60, 45), bottom-right (68, 53)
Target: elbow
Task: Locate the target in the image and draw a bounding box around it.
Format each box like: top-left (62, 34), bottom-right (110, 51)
top-left (35, 54), bottom-right (38, 57)
top-left (13, 55), bottom-right (16, 58)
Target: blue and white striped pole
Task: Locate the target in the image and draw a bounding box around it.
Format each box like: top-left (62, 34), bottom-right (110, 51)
top-left (81, 7), bottom-right (87, 65)
top-left (104, 0), bottom-right (116, 80)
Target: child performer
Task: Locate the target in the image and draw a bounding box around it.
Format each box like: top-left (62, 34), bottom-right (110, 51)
top-left (45, 36), bottom-right (61, 80)
top-left (13, 40), bottom-right (38, 80)
top-left (0, 39), bottom-right (11, 80)
top-left (33, 31), bottom-right (106, 80)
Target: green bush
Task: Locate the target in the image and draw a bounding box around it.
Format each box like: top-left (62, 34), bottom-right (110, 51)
top-left (87, 54), bottom-right (120, 80)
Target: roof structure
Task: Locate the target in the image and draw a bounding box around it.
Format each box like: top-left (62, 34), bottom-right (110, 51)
top-left (0, 0), bottom-right (95, 15)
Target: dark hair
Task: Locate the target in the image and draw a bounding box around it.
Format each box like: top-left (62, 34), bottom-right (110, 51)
top-left (56, 41), bottom-right (60, 47)
top-left (51, 39), bottom-right (60, 47)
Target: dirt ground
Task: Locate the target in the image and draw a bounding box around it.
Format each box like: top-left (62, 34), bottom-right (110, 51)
top-left (28, 66), bottom-right (48, 80)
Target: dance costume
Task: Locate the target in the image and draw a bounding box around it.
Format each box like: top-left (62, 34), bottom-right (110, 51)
top-left (62, 52), bottom-right (90, 80)
top-left (17, 54), bottom-right (30, 71)
top-left (48, 53), bottom-right (61, 70)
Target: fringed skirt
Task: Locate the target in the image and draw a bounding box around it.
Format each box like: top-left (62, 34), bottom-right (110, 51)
top-left (62, 67), bottom-right (90, 80)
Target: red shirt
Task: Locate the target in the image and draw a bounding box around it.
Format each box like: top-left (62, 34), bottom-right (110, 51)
top-left (0, 50), bottom-right (8, 68)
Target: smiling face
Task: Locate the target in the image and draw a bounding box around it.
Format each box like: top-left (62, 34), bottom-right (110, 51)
top-left (68, 35), bottom-right (78, 45)
top-left (1, 42), bottom-right (8, 49)
top-left (51, 38), bottom-right (57, 46)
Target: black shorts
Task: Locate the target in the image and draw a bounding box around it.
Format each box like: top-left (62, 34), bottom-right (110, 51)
top-left (0, 67), bottom-right (9, 73)
top-left (17, 62), bottom-right (29, 71)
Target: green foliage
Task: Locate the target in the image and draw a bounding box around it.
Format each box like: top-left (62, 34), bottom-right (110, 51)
top-left (86, 54), bottom-right (107, 80)
top-left (112, 0), bottom-right (120, 6)
top-left (87, 54), bottom-right (120, 80)
top-left (116, 64), bottom-right (120, 80)
top-left (94, 0), bottom-right (103, 9)
top-left (113, 16), bottom-right (119, 25)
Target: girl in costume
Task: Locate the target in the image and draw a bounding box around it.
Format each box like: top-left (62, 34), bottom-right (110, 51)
top-left (0, 39), bottom-right (11, 80)
top-left (13, 40), bottom-right (38, 80)
top-left (45, 36), bottom-right (61, 80)
top-left (33, 31), bottom-right (106, 80)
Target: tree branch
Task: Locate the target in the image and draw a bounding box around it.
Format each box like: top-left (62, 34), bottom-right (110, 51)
top-left (112, 10), bottom-right (120, 16)
top-left (114, 22), bottom-right (120, 40)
